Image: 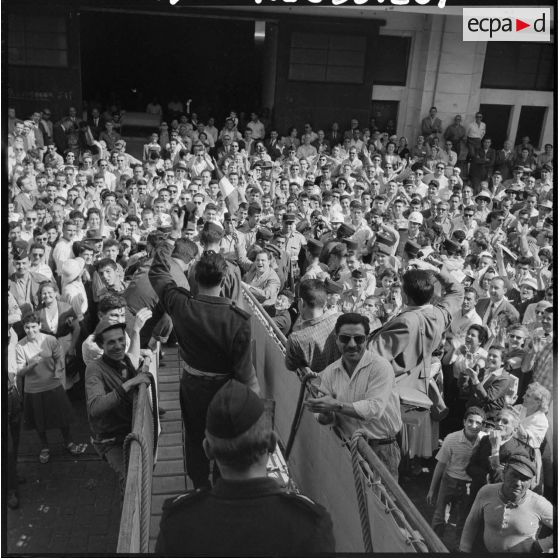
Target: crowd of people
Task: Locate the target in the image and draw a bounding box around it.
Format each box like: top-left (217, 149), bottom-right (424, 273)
top-left (6, 100), bottom-right (554, 553)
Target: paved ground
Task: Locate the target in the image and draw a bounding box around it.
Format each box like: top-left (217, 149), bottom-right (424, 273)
top-left (6, 393), bottom-right (121, 555)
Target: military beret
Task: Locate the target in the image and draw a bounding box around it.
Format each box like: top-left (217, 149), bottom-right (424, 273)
top-left (324, 278), bottom-right (344, 294)
top-left (206, 379), bottom-right (265, 440)
top-left (12, 240), bottom-right (29, 260)
top-left (306, 238), bottom-right (323, 256)
top-left (404, 240), bottom-right (421, 257)
top-left (513, 165), bottom-right (523, 172)
top-left (337, 223), bottom-right (356, 239)
top-left (351, 268), bottom-right (365, 279)
top-left (296, 220), bottom-right (311, 234)
top-left (342, 238), bottom-right (359, 251)
top-left (85, 229), bottom-right (104, 241)
top-left (403, 178), bottom-right (414, 186)
top-left (376, 230), bottom-right (397, 247)
top-left (203, 221), bottom-right (224, 235)
top-left (375, 243), bottom-right (391, 256)
top-left (256, 227), bottom-right (274, 242)
top-left (283, 213), bottom-right (296, 223)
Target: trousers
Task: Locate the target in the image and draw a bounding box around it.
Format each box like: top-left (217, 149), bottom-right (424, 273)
top-left (180, 372), bottom-right (229, 489)
top-left (431, 473), bottom-right (471, 547)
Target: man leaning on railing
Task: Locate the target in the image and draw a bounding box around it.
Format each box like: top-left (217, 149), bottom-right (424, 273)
top-left (85, 317), bottom-right (154, 495)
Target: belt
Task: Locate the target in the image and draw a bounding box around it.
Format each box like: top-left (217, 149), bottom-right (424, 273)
top-left (183, 362), bottom-right (231, 381)
top-left (368, 437), bottom-right (397, 446)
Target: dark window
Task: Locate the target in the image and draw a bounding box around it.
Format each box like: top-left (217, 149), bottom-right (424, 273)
top-left (8, 13), bottom-right (68, 67)
top-left (481, 42), bottom-right (553, 91)
top-left (374, 36), bottom-right (411, 86)
top-left (479, 104), bottom-right (512, 150)
top-left (288, 32), bottom-right (366, 84)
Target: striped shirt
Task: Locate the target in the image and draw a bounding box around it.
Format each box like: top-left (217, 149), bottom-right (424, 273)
top-left (285, 312), bottom-right (341, 373)
top-left (319, 350), bottom-right (402, 440)
top-left (436, 429), bottom-right (481, 481)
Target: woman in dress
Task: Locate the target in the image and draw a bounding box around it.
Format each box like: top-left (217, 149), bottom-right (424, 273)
top-left (514, 382), bottom-right (550, 493)
top-left (37, 281), bottom-right (81, 390)
top-left (15, 312), bottom-right (86, 464)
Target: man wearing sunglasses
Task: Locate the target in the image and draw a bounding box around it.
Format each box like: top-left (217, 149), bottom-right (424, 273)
top-left (305, 312), bottom-right (402, 479)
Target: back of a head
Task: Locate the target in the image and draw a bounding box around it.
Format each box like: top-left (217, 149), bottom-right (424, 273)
top-left (195, 251), bottom-right (227, 288)
top-left (199, 223), bottom-right (224, 247)
top-left (172, 238), bottom-right (198, 265)
top-left (299, 279), bottom-right (327, 309)
top-left (205, 380), bottom-right (274, 472)
top-left (402, 269), bottom-right (434, 306)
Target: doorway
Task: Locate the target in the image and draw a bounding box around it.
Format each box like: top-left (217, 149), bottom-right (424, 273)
top-left (479, 104), bottom-right (512, 149)
top-left (515, 106), bottom-right (547, 149)
top-left (79, 11), bottom-right (261, 122)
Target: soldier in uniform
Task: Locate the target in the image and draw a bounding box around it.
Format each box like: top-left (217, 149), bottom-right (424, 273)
top-left (155, 379), bottom-right (335, 555)
top-left (149, 239), bottom-right (260, 489)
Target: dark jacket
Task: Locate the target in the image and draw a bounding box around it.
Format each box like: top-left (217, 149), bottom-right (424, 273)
top-left (155, 477), bottom-right (335, 556)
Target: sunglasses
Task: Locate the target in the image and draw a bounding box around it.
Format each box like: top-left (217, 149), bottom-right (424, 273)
top-left (338, 334), bottom-right (367, 345)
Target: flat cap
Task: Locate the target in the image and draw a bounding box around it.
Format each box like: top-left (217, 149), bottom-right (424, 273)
top-left (324, 278), bottom-right (344, 294)
top-left (337, 223), bottom-right (356, 239)
top-left (507, 454), bottom-right (536, 478)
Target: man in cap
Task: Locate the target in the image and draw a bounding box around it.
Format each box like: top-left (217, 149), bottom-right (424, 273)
top-left (85, 317), bottom-right (154, 494)
top-left (149, 225), bottom-right (260, 488)
top-left (460, 454), bottom-right (553, 553)
top-left (156, 380), bottom-right (335, 555)
top-left (9, 240), bottom-right (49, 321)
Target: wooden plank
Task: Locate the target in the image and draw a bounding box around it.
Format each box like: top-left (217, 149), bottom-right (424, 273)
top-left (152, 475), bottom-right (187, 495)
top-left (153, 459), bottom-right (186, 477)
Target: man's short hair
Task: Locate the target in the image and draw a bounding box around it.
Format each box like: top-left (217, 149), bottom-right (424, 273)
top-left (172, 239), bottom-right (198, 265)
top-left (195, 252), bottom-right (227, 287)
top-left (402, 269), bottom-right (435, 306)
top-left (464, 286), bottom-right (479, 300)
top-left (97, 294), bottom-right (127, 314)
top-left (463, 406), bottom-right (485, 422)
top-left (96, 257), bottom-right (117, 271)
top-left (299, 279), bottom-right (327, 309)
top-left (334, 312), bottom-right (370, 336)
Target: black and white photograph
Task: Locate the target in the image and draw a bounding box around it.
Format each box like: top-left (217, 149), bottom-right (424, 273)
top-left (4, 0), bottom-right (555, 554)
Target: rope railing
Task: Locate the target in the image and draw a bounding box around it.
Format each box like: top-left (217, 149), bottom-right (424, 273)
top-left (117, 352), bottom-right (159, 554)
top-left (242, 285), bottom-right (448, 554)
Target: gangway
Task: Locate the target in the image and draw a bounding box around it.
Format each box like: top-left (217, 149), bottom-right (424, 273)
top-left (118, 286), bottom-right (448, 553)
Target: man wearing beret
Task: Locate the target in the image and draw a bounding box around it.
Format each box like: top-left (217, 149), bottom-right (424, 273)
top-left (459, 454), bottom-right (553, 553)
top-left (156, 380), bottom-right (335, 555)
top-left (149, 217), bottom-right (260, 489)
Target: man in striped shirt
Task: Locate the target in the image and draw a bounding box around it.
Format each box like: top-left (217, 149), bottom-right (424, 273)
top-left (426, 406), bottom-right (485, 549)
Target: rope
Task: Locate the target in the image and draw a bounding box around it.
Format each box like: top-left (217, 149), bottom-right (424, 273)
top-left (284, 371), bottom-right (318, 460)
top-left (123, 431), bottom-right (151, 553)
top-left (349, 431), bottom-right (374, 553)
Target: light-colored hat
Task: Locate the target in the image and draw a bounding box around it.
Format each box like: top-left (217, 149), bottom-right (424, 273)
top-left (475, 190), bottom-right (492, 202)
top-left (61, 257), bottom-right (85, 283)
top-left (408, 211), bottom-right (424, 224)
top-left (330, 210), bottom-right (345, 223)
top-left (520, 277), bottom-right (538, 291)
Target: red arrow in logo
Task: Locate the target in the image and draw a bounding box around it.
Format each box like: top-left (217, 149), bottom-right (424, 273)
top-left (516, 18), bottom-right (530, 31)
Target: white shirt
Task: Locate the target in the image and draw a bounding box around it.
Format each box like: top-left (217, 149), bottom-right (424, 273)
top-left (319, 350), bottom-right (403, 439)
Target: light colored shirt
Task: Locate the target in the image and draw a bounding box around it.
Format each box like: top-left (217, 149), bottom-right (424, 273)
top-left (466, 121), bottom-right (486, 140)
top-left (459, 484), bottom-right (553, 553)
top-left (436, 429), bottom-right (480, 481)
top-left (319, 349), bottom-right (402, 439)
top-left (16, 332), bottom-right (63, 393)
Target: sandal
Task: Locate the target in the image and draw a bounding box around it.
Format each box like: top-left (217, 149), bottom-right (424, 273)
top-left (66, 442), bottom-right (88, 456)
top-left (39, 448), bottom-right (50, 464)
